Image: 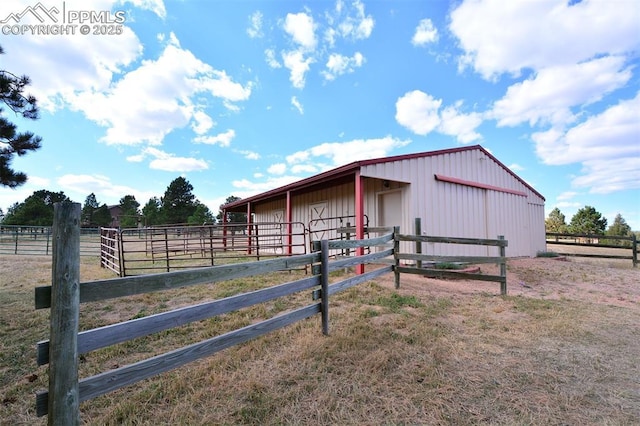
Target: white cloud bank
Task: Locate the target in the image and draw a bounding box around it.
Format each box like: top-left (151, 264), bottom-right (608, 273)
top-left (395, 91), bottom-right (482, 144)
top-left (447, 0), bottom-right (640, 195)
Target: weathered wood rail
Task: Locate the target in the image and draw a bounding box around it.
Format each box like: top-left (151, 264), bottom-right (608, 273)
top-left (546, 232), bottom-right (638, 267)
top-left (35, 202), bottom-right (394, 423)
top-left (393, 226), bottom-right (508, 295)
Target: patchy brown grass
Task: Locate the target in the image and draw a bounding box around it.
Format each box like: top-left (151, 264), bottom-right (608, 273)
top-left (1, 254), bottom-right (638, 425)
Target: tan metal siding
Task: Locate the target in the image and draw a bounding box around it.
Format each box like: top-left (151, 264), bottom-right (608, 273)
top-left (361, 148), bottom-right (545, 257)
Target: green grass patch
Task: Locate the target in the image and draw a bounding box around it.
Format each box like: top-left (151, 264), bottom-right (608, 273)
top-left (373, 293), bottom-right (424, 313)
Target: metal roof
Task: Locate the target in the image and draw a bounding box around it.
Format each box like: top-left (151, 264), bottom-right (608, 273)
top-left (223, 145), bottom-right (545, 211)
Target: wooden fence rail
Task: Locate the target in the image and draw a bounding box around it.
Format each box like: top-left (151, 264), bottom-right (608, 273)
top-left (36, 206), bottom-right (510, 423)
top-left (546, 232), bottom-right (637, 267)
top-left (35, 202), bottom-right (394, 423)
top-left (393, 227), bottom-right (508, 295)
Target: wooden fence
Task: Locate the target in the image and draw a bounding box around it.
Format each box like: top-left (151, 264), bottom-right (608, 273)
top-left (393, 226), bottom-right (508, 296)
top-left (546, 232), bottom-right (638, 268)
top-left (34, 203), bottom-right (394, 423)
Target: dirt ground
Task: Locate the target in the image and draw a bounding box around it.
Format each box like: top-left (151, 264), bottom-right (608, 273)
top-left (378, 257), bottom-right (639, 309)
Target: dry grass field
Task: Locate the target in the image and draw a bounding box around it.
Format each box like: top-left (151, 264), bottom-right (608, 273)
top-left (1, 252), bottom-right (639, 425)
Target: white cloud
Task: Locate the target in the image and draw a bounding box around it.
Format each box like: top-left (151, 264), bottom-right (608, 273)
top-left (287, 136), bottom-right (411, 167)
top-left (268, 0), bottom-right (373, 89)
top-left (247, 10), bottom-right (263, 38)
top-left (56, 173), bottom-right (154, 206)
top-left (231, 176), bottom-right (302, 198)
top-left (286, 151), bottom-right (310, 164)
top-left (507, 163), bottom-right (524, 172)
top-left (191, 111), bottom-right (215, 135)
top-left (124, 0), bottom-right (167, 19)
top-left (236, 150), bottom-right (261, 160)
top-left (291, 164), bottom-right (318, 174)
top-left (66, 34), bottom-right (252, 146)
top-left (0, 175), bottom-right (50, 212)
top-left (265, 49), bottom-right (282, 68)
top-left (130, 147), bottom-right (209, 172)
top-left (291, 96), bottom-right (304, 114)
top-left (268, 163), bottom-right (287, 175)
top-left (533, 92), bottom-right (640, 194)
top-left (284, 12), bottom-right (317, 50)
top-left (412, 18), bottom-right (438, 46)
top-left (194, 129), bottom-right (236, 147)
top-left (450, 0), bottom-right (640, 80)
top-left (322, 52), bottom-right (365, 81)
top-left (282, 50), bottom-right (315, 89)
top-left (1, 4), bottom-right (142, 112)
top-left (232, 135), bottom-right (409, 201)
top-left (492, 56), bottom-right (632, 127)
top-left (438, 104), bottom-right (482, 144)
top-left (325, 0), bottom-right (374, 45)
top-left (556, 191), bottom-right (578, 201)
top-left (395, 90), bottom-right (442, 136)
top-left (396, 91), bottom-right (483, 143)
top-left (126, 154), bottom-right (145, 162)
top-left (149, 156), bottom-right (208, 173)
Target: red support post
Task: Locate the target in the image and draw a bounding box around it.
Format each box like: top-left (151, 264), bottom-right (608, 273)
top-left (286, 191), bottom-right (292, 255)
top-left (355, 171), bottom-right (365, 274)
top-left (246, 202), bottom-right (252, 255)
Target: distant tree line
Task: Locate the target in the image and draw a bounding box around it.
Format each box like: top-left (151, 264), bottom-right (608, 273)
top-left (545, 205), bottom-right (636, 246)
top-left (0, 177), bottom-right (246, 228)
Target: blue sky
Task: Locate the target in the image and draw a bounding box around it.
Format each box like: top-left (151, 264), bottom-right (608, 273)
top-left (1, 0), bottom-right (639, 229)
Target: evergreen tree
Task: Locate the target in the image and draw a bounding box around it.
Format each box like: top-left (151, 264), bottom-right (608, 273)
top-left (119, 195), bottom-right (140, 228)
top-left (188, 202), bottom-right (215, 225)
top-left (217, 195), bottom-right (247, 224)
top-left (0, 45), bottom-right (42, 188)
top-left (2, 190), bottom-right (69, 225)
top-left (161, 177), bottom-right (197, 224)
top-left (605, 213), bottom-right (632, 246)
top-left (142, 197), bottom-right (162, 226)
top-left (607, 213), bottom-right (632, 237)
top-left (82, 193), bottom-right (100, 227)
top-left (545, 207), bottom-right (567, 233)
top-left (92, 204), bottom-right (112, 227)
top-left (568, 206), bottom-right (607, 235)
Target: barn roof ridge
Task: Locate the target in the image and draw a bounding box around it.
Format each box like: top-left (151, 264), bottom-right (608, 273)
top-left (223, 145), bottom-right (544, 209)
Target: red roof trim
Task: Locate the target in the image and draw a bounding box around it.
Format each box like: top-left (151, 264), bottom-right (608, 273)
top-left (223, 145), bottom-right (544, 209)
top-left (434, 174), bottom-right (528, 197)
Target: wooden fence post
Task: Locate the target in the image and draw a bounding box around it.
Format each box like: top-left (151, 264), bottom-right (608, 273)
top-left (164, 228), bottom-right (170, 272)
top-left (632, 234), bottom-right (637, 268)
top-left (320, 239), bottom-right (330, 335)
top-left (414, 218), bottom-right (422, 269)
top-left (499, 235), bottom-right (507, 295)
top-left (48, 202), bottom-right (81, 425)
top-left (394, 226), bottom-right (400, 289)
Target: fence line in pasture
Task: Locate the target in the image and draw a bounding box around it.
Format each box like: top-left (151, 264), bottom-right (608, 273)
top-left (0, 225), bottom-right (101, 256)
top-left (35, 202), bottom-right (394, 422)
top-left (393, 220), bottom-right (508, 295)
top-left (546, 232), bottom-right (637, 268)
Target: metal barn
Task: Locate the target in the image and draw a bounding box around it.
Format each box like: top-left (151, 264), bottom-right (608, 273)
top-left (222, 145), bottom-right (546, 258)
